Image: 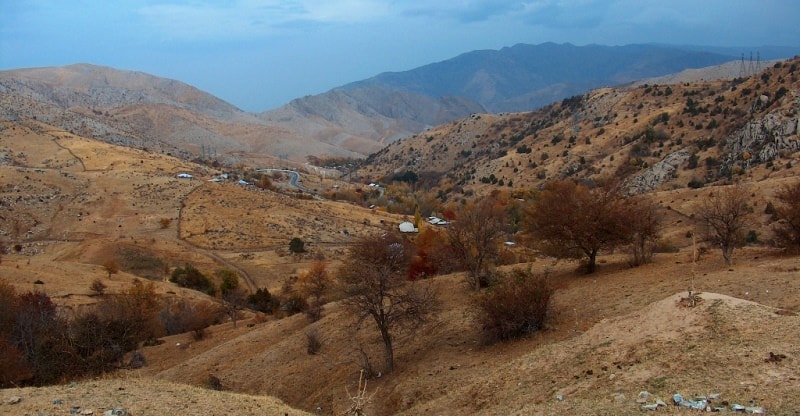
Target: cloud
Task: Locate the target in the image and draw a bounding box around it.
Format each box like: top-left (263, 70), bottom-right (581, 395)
top-left (137, 0), bottom-right (391, 42)
top-left (400, 0), bottom-right (527, 23)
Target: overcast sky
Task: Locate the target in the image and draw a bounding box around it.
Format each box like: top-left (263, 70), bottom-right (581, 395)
top-left (2, 1), bottom-right (798, 112)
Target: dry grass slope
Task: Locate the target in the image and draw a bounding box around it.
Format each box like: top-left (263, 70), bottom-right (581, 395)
top-left (1, 58), bottom-right (799, 415)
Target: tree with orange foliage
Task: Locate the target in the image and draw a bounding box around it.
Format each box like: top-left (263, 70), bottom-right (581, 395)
top-left (447, 194), bottom-right (508, 289)
top-left (295, 261), bottom-right (332, 321)
top-left (526, 180), bottom-right (630, 273)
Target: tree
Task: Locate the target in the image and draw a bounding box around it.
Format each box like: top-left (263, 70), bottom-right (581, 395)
top-left (295, 261), bottom-right (331, 321)
top-left (221, 288), bottom-right (248, 328)
top-left (772, 181), bottom-right (800, 250)
top-left (12, 291), bottom-right (75, 384)
top-left (247, 287), bottom-right (277, 314)
top-left (446, 194), bottom-right (507, 289)
top-left (339, 234), bottom-right (438, 374)
top-left (627, 196), bottom-right (662, 266)
top-left (289, 237), bottom-right (306, 254)
top-left (102, 260), bottom-right (119, 279)
top-left (525, 180), bottom-right (629, 273)
top-left (695, 184), bottom-right (753, 265)
top-left (89, 278), bottom-right (107, 295)
top-left (216, 268), bottom-right (240, 295)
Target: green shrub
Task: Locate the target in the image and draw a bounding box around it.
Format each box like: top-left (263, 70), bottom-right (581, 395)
top-left (687, 178), bottom-right (704, 189)
top-left (289, 237), bottom-right (306, 254)
top-left (170, 263), bottom-right (217, 295)
top-left (247, 288), bottom-right (278, 313)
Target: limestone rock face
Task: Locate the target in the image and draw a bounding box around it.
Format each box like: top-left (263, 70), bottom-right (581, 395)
top-left (725, 112), bottom-right (799, 167)
top-left (626, 148), bottom-right (692, 195)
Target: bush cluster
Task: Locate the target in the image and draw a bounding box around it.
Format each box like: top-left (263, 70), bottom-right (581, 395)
top-left (170, 263), bottom-right (217, 295)
top-left (0, 278), bottom-right (223, 387)
top-left (474, 268), bottom-right (551, 344)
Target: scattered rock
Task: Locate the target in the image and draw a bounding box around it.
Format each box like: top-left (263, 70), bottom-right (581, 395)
top-left (103, 408), bottom-right (127, 416)
top-left (731, 403), bottom-right (766, 414)
top-left (636, 390), bottom-right (651, 403)
top-left (669, 391), bottom-right (766, 413)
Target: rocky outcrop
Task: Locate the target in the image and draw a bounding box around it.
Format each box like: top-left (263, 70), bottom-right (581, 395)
top-left (723, 111), bottom-right (799, 170)
top-left (625, 148), bottom-right (693, 195)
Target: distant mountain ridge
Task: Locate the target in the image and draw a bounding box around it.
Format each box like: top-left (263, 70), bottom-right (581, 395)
top-left (1, 63), bottom-right (246, 120)
top-left (258, 43), bottom-right (743, 151)
top-left (3, 43), bottom-right (798, 162)
top-left (338, 43), bottom-right (739, 112)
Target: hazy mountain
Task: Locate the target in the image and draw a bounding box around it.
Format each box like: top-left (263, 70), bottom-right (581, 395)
top-left (340, 43), bottom-right (740, 113)
top-left (3, 43), bottom-right (795, 162)
top-left (258, 43), bottom-right (743, 151)
top-left (0, 63), bottom-right (246, 120)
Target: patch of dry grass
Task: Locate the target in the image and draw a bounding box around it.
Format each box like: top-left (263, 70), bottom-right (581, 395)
top-left (1, 376), bottom-right (312, 415)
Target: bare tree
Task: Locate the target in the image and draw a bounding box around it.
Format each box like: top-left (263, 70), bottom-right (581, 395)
top-left (627, 195), bottom-right (662, 266)
top-left (446, 194), bottom-right (507, 289)
top-left (525, 180), bottom-right (630, 273)
top-left (339, 234), bottom-right (438, 374)
top-left (221, 288), bottom-right (248, 328)
top-left (695, 184), bottom-right (753, 265)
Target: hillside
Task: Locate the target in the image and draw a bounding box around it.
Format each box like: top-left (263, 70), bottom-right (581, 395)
top-left (1, 52), bottom-right (800, 416)
top-left (3, 44), bottom-right (779, 164)
top-left (359, 56), bottom-right (800, 201)
top-left (257, 43), bottom-right (747, 157)
top-left (4, 249), bottom-right (798, 415)
top-left (0, 64), bottom-right (363, 162)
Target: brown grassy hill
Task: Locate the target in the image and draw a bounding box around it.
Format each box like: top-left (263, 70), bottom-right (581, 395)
top-left (117, 249), bottom-right (797, 415)
top-left (2, 60), bottom-right (800, 416)
top-left (358, 57), bottom-right (800, 201)
top-left (1, 376), bottom-right (311, 415)
top-left (0, 117), bottom-right (407, 300)
top-left (0, 64), bottom-right (365, 161)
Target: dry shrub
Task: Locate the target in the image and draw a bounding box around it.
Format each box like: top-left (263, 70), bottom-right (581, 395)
top-left (475, 268), bottom-right (551, 344)
top-left (295, 261), bottom-right (331, 322)
top-left (653, 238), bottom-right (680, 253)
top-left (773, 181), bottom-right (800, 251)
top-left (159, 299), bottom-right (221, 336)
top-left (90, 278), bottom-right (107, 295)
top-left (0, 337), bottom-right (31, 386)
top-left (306, 328), bottom-right (323, 355)
top-left (159, 218), bottom-right (172, 229)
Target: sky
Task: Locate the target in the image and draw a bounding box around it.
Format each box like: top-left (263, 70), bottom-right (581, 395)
top-left (1, 1), bottom-right (799, 112)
